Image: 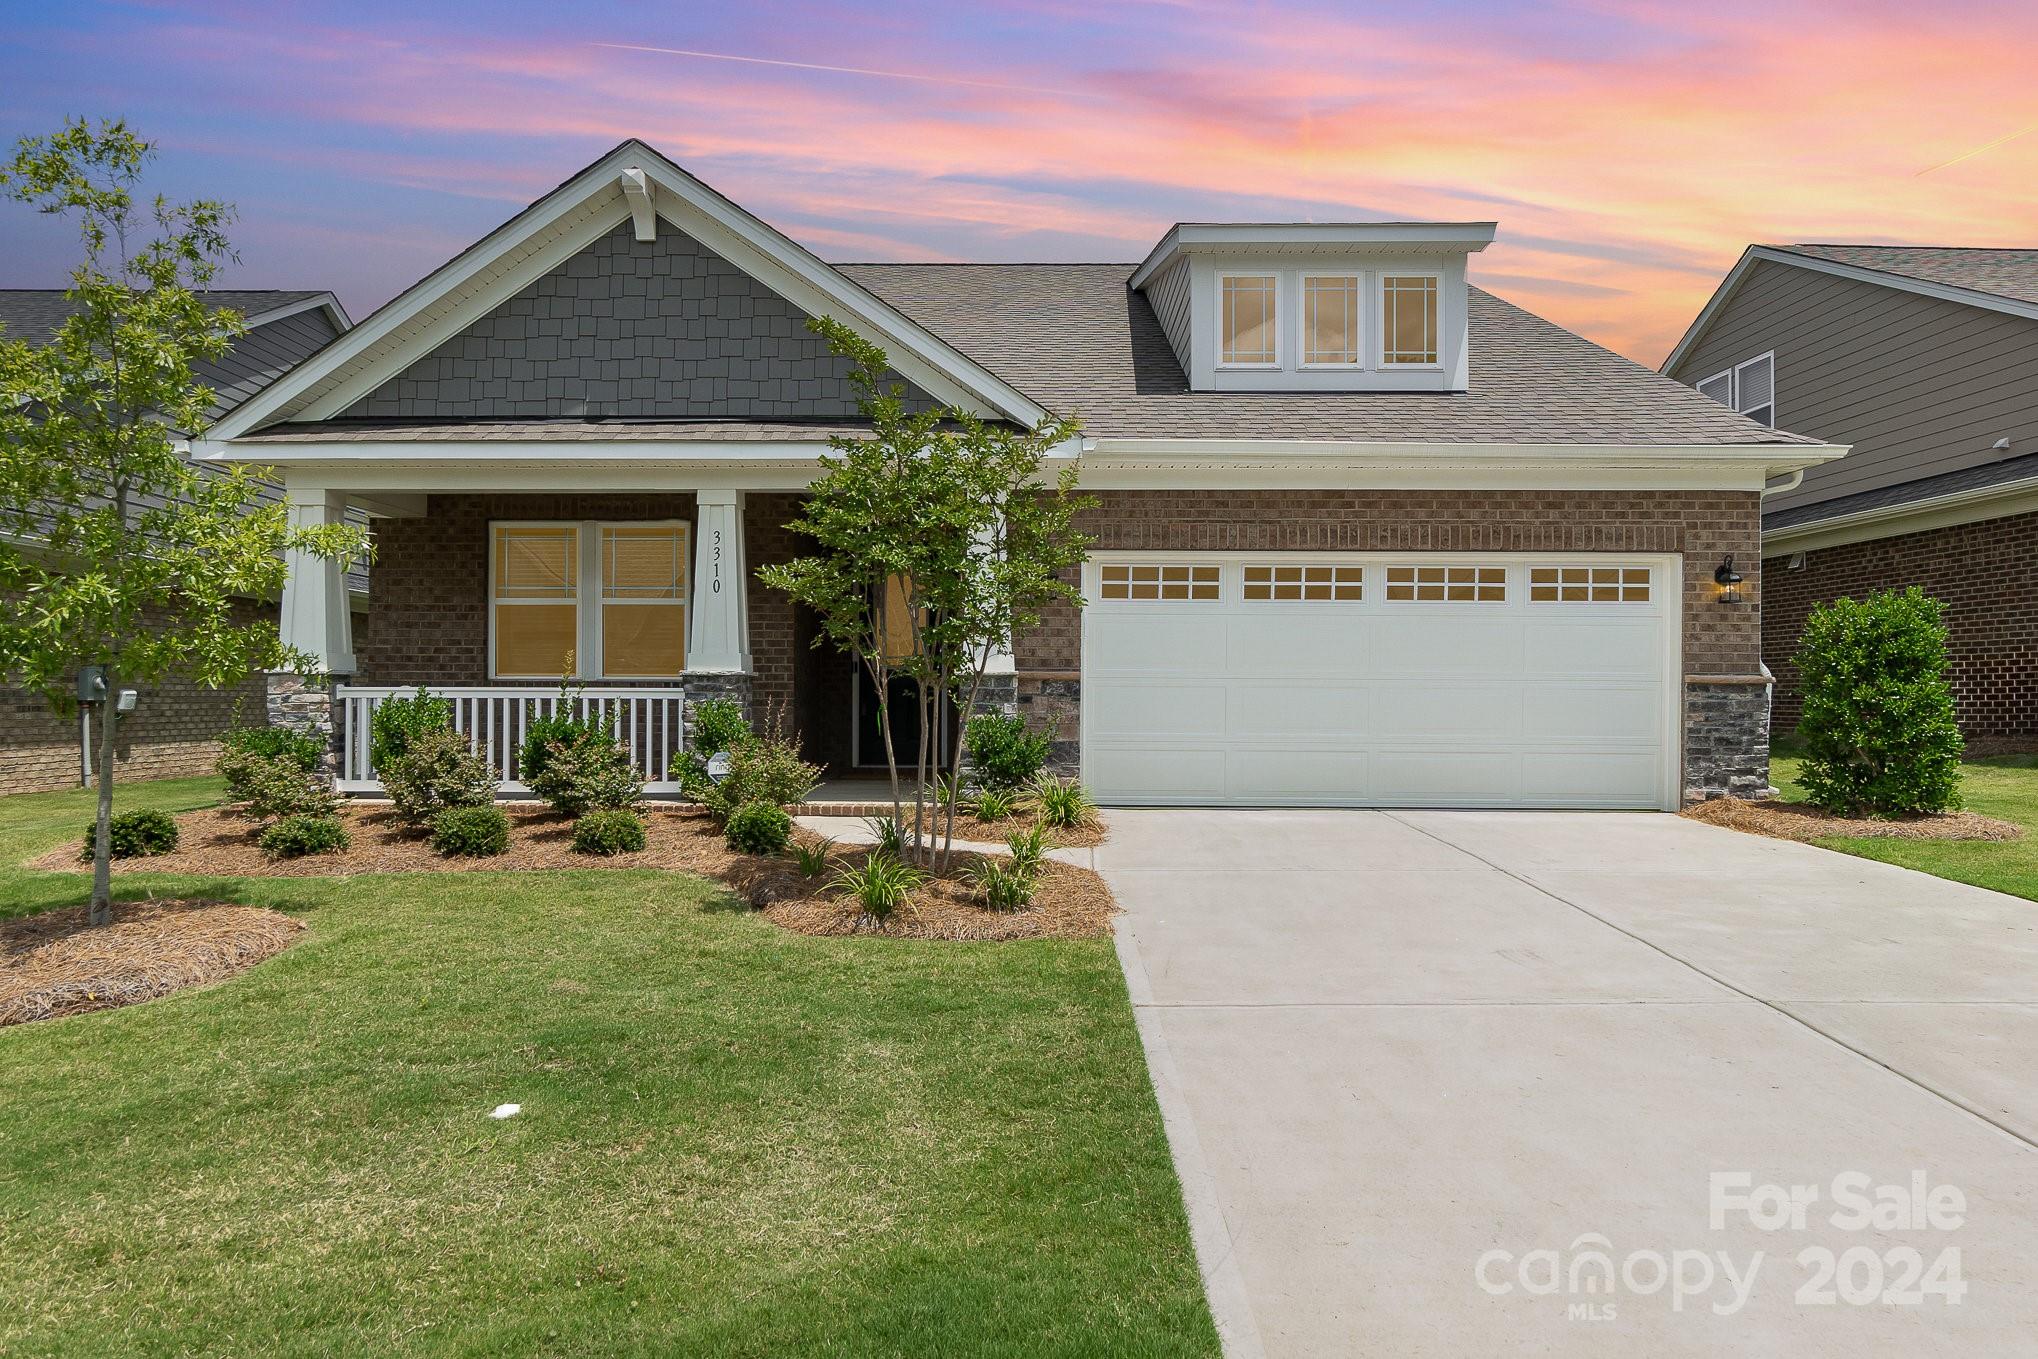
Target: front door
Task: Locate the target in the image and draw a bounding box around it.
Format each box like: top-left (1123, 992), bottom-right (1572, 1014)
top-left (853, 668), bottom-right (952, 771)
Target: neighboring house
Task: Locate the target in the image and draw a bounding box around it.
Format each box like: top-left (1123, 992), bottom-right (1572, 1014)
top-left (194, 141), bottom-right (1838, 810)
top-left (0, 288), bottom-right (361, 794)
top-left (1664, 245), bottom-right (2038, 746)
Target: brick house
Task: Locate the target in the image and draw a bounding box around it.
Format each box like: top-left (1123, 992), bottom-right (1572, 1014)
top-left (198, 141), bottom-right (1838, 810)
top-left (1665, 246), bottom-right (2038, 746)
top-left (0, 290), bottom-right (363, 795)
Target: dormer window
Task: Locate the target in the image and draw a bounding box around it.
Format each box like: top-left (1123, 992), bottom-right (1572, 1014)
top-left (1220, 274), bottom-right (1279, 366)
top-left (1302, 275), bottom-right (1361, 366)
top-left (1381, 275), bottom-right (1440, 366)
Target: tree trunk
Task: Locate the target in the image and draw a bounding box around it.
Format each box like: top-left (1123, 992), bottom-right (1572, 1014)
top-left (90, 660), bottom-right (118, 926)
top-left (938, 661), bottom-right (987, 872)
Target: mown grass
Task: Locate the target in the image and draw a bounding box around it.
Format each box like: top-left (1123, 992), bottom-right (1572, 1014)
top-left (1773, 753), bottom-right (2038, 904)
top-left (0, 779), bottom-right (1216, 1358)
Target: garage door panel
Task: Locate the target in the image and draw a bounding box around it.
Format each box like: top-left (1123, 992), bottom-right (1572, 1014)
top-left (1523, 683), bottom-right (1660, 741)
top-left (1086, 614), bottom-right (1225, 673)
top-left (1223, 616), bottom-right (1369, 677)
top-left (1369, 616), bottom-right (1524, 676)
top-left (1523, 620), bottom-right (1662, 678)
top-left (1226, 684), bottom-right (1373, 740)
top-left (1084, 555), bottom-right (1675, 809)
top-left (1229, 749), bottom-right (1369, 800)
top-left (1086, 682), bottom-right (1227, 738)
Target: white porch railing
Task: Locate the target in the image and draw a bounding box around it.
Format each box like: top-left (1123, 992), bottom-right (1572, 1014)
top-left (334, 685), bottom-right (687, 795)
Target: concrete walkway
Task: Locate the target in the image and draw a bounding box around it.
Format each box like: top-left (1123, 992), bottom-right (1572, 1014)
top-left (1101, 809), bottom-right (2038, 1358)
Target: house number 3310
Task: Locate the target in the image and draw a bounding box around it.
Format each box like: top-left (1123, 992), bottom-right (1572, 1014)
top-left (710, 529), bottom-right (722, 593)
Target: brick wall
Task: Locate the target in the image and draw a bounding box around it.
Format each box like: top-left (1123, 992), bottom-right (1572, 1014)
top-left (1764, 509), bottom-right (2038, 743)
top-left (0, 598), bottom-right (285, 796)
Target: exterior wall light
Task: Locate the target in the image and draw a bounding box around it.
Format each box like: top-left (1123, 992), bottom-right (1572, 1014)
top-left (1713, 555), bottom-right (1744, 605)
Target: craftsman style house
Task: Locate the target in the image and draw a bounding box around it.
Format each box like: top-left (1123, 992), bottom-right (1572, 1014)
top-left (1666, 245), bottom-right (2038, 747)
top-left (199, 141), bottom-right (1839, 809)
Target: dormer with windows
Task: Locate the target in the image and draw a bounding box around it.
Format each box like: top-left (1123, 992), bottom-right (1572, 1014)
top-left (1129, 222), bottom-right (1496, 393)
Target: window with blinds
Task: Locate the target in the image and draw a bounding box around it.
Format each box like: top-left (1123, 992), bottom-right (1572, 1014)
top-left (491, 521), bottom-right (688, 679)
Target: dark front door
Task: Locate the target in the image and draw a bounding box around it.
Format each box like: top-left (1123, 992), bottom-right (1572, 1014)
top-left (853, 669), bottom-right (951, 770)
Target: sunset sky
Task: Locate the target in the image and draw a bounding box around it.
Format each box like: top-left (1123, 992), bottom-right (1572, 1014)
top-left (2, 0), bottom-right (2035, 366)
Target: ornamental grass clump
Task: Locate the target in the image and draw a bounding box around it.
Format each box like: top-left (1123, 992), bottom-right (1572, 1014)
top-left (831, 853), bottom-right (925, 921)
top-left (1032, 776), bottom-right (1099, 830)
top-left (1794, 587), bottom-right (1964, 815)
top-left (963, 856), bottom-right (1035, 911)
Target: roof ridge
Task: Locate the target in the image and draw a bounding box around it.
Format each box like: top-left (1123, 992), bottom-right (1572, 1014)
top-left (1782, 243), bottom-right (2038, 253)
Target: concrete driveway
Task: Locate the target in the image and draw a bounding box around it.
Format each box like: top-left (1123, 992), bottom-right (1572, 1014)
top-left (1101, 810), bottom-right (2038, 1358)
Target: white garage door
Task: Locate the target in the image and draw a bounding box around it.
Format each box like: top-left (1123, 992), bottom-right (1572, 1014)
top-left (1081, 553), bottom-right (1680, 810)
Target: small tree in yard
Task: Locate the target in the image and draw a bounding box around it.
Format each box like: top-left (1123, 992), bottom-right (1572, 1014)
top-left (1794, 586), bottom-right (1964, 815)
top-left (760, 317), bottom-right (1093, 866)
top-left (0, 121), bottom-right (366, 924)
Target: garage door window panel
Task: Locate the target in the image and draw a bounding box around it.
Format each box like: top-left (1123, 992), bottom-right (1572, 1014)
top-left (1529, 565), bottom-right (1651, 604)
top-left (1100, 563), bottom-right (1220, 602)
top-left (1244, 564), bottom-right (1363, 601)
top-left (1385, 564), bottom-right (1505, 603)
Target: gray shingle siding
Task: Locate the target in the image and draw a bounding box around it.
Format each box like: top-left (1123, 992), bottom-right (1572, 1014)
top-left (1668, 258), bottom-right (2038, 516)
top-left (341, 219), bottom-right (937, 421)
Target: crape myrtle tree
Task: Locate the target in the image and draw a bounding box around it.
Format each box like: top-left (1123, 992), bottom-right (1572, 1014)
top-left (0, 120), bottom-right (367, 924)
top-left (760, 317), bottom-right (1093, 866)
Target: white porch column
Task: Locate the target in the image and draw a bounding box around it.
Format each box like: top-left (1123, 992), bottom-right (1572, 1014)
top-left (280, 485), bottom-right (355, 674)
top-left (688, 489), bottom-right (750, 672)
top-left (979, 517), bottom-right (1015, 678)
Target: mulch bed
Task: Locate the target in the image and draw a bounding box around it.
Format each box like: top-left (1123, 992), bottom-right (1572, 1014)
top-left (864, 808), bottom-right (1107, 850)
top-left (30, 804), bottom-right (1116, 942)
top-left (1683, 796), bottom-right (2024, 845)
top-left (1, 898), bottom-right (304, 1027)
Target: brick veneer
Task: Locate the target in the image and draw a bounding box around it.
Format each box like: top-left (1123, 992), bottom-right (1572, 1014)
top-left (1013, 489), bottom-right (1767, 799)
top-left (0, 599), bottom-right (291, 796)
top-left (1764, 508), bottom-right (2038, 744)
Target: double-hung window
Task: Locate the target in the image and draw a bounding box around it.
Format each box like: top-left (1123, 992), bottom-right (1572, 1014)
top-left (491, 520), bottom-right (689, 679)
top-left (1695, 352), bottom-right (1776, 428)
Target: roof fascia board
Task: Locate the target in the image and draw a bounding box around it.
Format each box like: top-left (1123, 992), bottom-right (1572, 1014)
top-left (1764, 476), bottom-right (2038, 553)
top-left (209, 156), bottom-right (632, 438)
top-left (1663, 245), bottom-right (2038, 375)
top-left (1086, 435), bottom-right (1844, 468)
top-left (1129, 221), bottom-right (1498, 292)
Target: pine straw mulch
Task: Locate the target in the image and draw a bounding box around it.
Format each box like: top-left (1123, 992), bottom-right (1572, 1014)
top-left (878, 808), bottom-right (1108, 850)
top-left (29, 805), bottom-right (1116, 942)
top-left (1, 898), bottom-right (304, 1027)
top-left (1683, 796), bottom-right (2024, 845)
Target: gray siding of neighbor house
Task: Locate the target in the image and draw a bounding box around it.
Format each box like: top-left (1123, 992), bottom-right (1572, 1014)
top-left (342, 219), bottom-right (937, 421)
top-left (200, 307), bottom-right (342, 424)
top-left (1668, 258), bottom-right (2038, 516)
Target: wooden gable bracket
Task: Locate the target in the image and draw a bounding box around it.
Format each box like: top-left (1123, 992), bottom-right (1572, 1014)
top-left (620, 167), bottom-right (657, 242)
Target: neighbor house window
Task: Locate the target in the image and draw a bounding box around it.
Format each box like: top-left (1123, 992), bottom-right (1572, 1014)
top-left (491, 521), bottom-right (688, 679)
top-left (1221, 275), bottom-right (1279, 365)
top-left (1693, 354), bottom-right (1776, 428)
top-left (1381, 275), bottom-right (1440, 365)
top-left (1302, 276), bottom-right (1361, 366)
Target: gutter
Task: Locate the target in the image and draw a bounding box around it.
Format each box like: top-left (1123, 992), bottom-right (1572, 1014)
top-left (1764, 473), bottom-right (2038, 550)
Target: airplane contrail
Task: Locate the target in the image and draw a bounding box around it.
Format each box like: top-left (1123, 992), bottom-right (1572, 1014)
top-left (590, 42), bottom-right (1084, 98)
top-left (1916, 122), bottom-right (2038, 176)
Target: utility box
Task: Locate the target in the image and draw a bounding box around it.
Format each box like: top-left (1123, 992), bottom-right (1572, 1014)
top-left (76, 665), bottom-right (107, 703)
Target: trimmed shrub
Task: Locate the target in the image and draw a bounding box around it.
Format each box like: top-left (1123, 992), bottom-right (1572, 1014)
top-left (81, 808), bottom-right (179, 860)
top-left (1795, 586), bottom-right (1964, 814)
top-left (221, 724), bottom-right (323, 771)
top-left (725, 801), bottom-right (793, 855)
top-left (431, 804), bottom-right (510, 857)
top-left (572, 808), bottom-right (647, 856)
top-left (381, 727), bottom-right (498, 827)
top-left (700, 734), bottom-right (820, 823)
top-left (260, 813), bottom-right (350, 859)
top-left (370, 685), bottom-right (452, 770)
top-left (688, 697), bottom-right (752, 758)
top-left (528, 728), bottom-right (643, 818)
top-left (517, 708), bottom-right (597, 789)
top-left (219, 744), bottom-right (340, 821)
top-left (964, 713), bottom-right (1052, 791)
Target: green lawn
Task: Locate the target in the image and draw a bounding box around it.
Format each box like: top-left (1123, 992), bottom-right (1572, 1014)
top-left (0, 780), bottom-right (1217, 1358)
top-left (1772, 753), bottom-right (2038, 903)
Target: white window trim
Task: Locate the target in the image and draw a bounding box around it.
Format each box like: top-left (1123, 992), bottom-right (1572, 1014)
top-left (1376, 272), bottom-right (1444, 370)
top-left (1216, 272), bottom-right (1283, 369)
top-left (1696, 368), bottom-right (1734, 405)
top-left (488, 518), bottom-right (691, 681)
top-left (1298, 273), bottom-right (1364, 370)
top-left (1733, 350), bottom-right (1777, 427)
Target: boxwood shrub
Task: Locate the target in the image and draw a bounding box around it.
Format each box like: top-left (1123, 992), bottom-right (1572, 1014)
top-left (260, 813), bottom-right (351, 859)
top-left (80, 808), bottom-right (179, 860)
top-left (572, 808), bottom-right (647, 856)
top-left (430, 804), bottom-right (511, 857)
top-left (724, 801), bottom-right (793, 855)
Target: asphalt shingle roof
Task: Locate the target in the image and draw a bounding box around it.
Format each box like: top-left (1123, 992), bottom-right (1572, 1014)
top-left (838, 264), bottom-right (1810, 446)
top-left (0, 289), bottom-right (329, 347)
top-left (1765, 450), bottom-right (2038, 531)
top-left (1777, 246), bottom-right (2038, 309)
